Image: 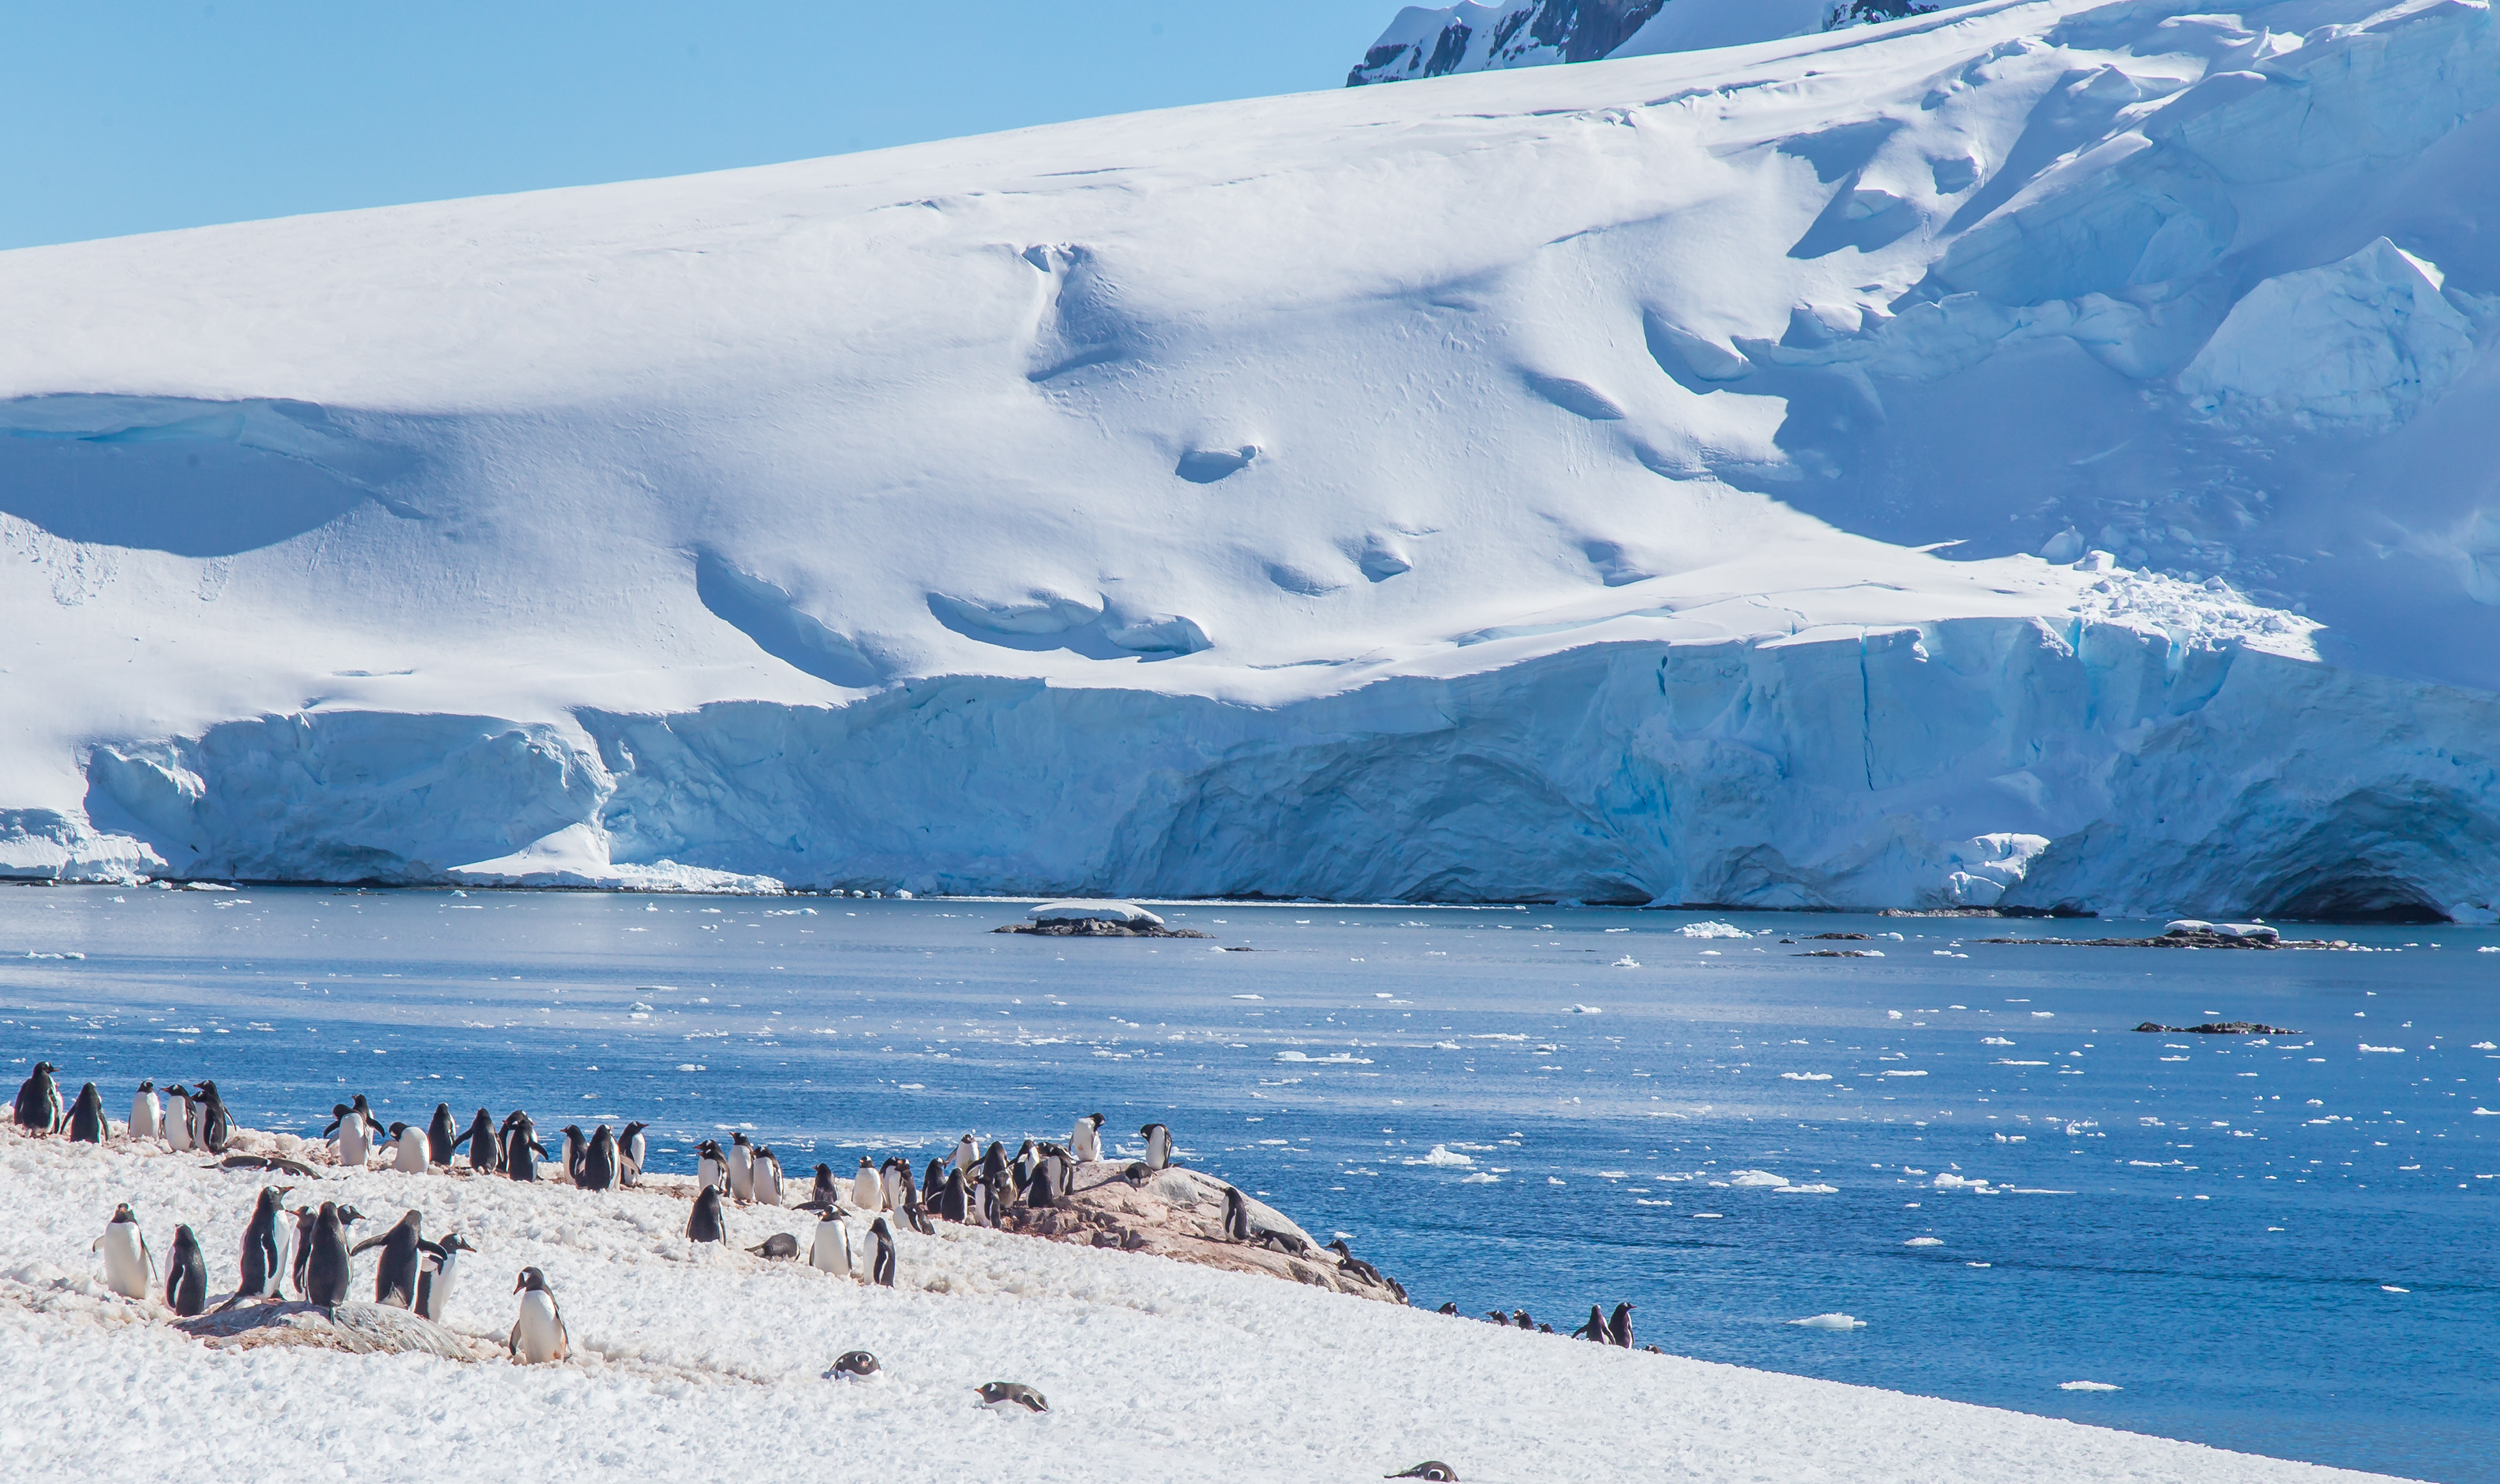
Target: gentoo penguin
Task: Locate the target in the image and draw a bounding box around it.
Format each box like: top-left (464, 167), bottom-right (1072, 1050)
top-left (130, 1080), bottom-right (163, 1142)
top-left (1389, 1463), bottom-right (1460, 1481)
top-left (809, 1209), bottom-right (853, 1276)
top-left (728, 1132), bottom-right (755, 1202)
top-left (1437, 1302), bottom-right (1460, 1315)
top-left (694, 1140), bottom-right (729, 1194)
top-left (617, 1121), bottom-right (648, 1186)
top-left (750, 1146), bottom-right (783, 1207)
top-left (1025, 1155), bottom-right (1065, 1210)
top-left (1325, 1239), bottom-right (1390, 1289)
top-left (747, 1232), bottom-right (800, 1259)
top-left (232, 1185), bottom-right (295, 1303)
top-left (287, 1206), bottom-right (320, 1295)
top-left (1010, 1138), bottom-right (1038, 1191)
top-left (850, 1157), bottom-right (883, 1211)
top-left (387, 1121), bottom-right (430, 1174)
top-left (579, 1126), bottom-right (618, 1192)
top-left (93, 1203), bottom-right (155, 1300)
top-left (976, 1381), bottom-right (1048, 1413)
top-left (193, 1079), bottom-right (234, 1153)
top-left (165, 1085), bottom-right (198, 1151)
top-left (1607, 1302), bottom-right (1635, 1349)
top-left (502, 1113), bottom-right (549, 1181)
top-left (829, 1350), bottom-right (879, 1381)
top-left (980, 1140), bottom-right (1010, 1189)
top-left (417, 1233), bottom-right (475, 1321)
top-left (899, 1184), bottom-right (936, 1236)
top-left (426, 1103), bottom-right (457, 1166)
top-left (687, 1185), bottom-right (727, 1244)
top-left (1511, 1310), bottom-right (1533, 1330)
top-left (950, 1133), bottom-right (977, 1174)
top-left (807, 1163), bottom-right (839, 1209)
top-left (1572, 1305), bottom-right (1607, 1341)
top-left (508, 1267), bottom-right (569, 1364)
top-left (451, 1108), bottom-right (501, 1173)
top-left (164, 1224), bottom-right (208, 1317)
top-left (304, 1203), bottom-right (365, 1307)
top-left (1139, 1121), bottom-right (1173, 1170)
top-left (333, 1094), bottom-right (383, 1167)
top-left (938, 1167), bottom-right (971, 1224)
top-left (12, 1062), bottom-right (62, 1133)
top-left (66, 1082), bottom-right (107, 1142)
top-left (921, 1157), bottom-right (947, 1207)
top-left (561, 1125), bottom-right (590, 1185)
top-left (351, 1210), bottom-right (445, 1308)
top-left (866, 1217), bottom-right (896, 1287)
top-left (1071, 1112), bottom-right (1105, 1163)
top-left (1222, 1185), bottom-right (1258, 1243)
top-left (879, 1157), bottom-right (912, 1213)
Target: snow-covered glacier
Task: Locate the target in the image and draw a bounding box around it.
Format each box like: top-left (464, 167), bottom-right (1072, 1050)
top-left (3, 0), bottom-right (2497, 919)
top-left (1347, 0), bottom-right (1928, 86)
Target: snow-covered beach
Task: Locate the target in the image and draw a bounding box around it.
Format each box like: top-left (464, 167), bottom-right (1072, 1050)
top-left (0, 1110), bottom-right (2404, 1484)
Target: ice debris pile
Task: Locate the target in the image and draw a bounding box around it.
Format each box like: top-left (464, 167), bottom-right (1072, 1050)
top-left (1, 0), bottom-right (2496, 920)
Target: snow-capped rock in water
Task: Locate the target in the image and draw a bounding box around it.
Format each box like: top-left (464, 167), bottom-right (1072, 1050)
top-left (1346, 0), bottom-right (1930, 87)
top-left (1, 0), bottom-right (2497, 920)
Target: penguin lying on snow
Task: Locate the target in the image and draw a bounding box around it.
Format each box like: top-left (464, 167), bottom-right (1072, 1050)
top-left (747, 1232), bottom-right (801, 1260)
top-left (1389, 1464), bottom-right (1459, 1481)
top-left (12, 1062), bottom-right (62, 1133)
top-left (977, 1381), bottom-right (1048, 1413)
top-left (827, 1350), bottom-right (880, 1381)
top-left (509, 1267), bottom-right (569, 1364)
top-left (218, 1153), bottom-right (322, 1177)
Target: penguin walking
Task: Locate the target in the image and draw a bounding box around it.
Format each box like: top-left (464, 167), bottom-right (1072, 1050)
top-left (751, 1146), bottom-right (783, 1207)
top-left (351, 1210), bottom-right (446, 1308)
top-left (809, 1208), bottom-right (853, 1276)
top-left (193, 1080), bottom-right (234, 1153)
top-left (1607, 1302), bottom-right (1635, 1349)
top-left (508, 1267), bottom-right (569, 1364)
top-left (417, 1233), bottom-right (475, 1321)
top-left (229, 1185), bottom-right (295, 1305)
top-left (66, 1082), bottom-right (108, 1142)
top-left (1139, 1121), bottom-right (1173, 1170)
top-left (695, 1139), bottom-right (729, 1194)
top-left (12, 1062), bottom-right (62, 1133)
top-left (688, 1185), bottom-right (727, 1244)
top-left (130, 1080), bottom-right (163, 1142)
top-left (579, 1126), bottom-right (618, 1192)
top-left (426, 1103), bottom-right (457, 1166)
top-left (502, 1113), bottom-right (549, 1181)
top-left (1071, 1112), bottom-right (1105, 1163)
top-left (330, 1094), bottom-right (383, 1167)
top-left (850, 1157), bottom-right (883, 1211)
top-left (728, 1132), bottom-right (755, 1202)
top-left (451, 1108), bottom-right (501, 1174)
top-left (164, 1224), bottom-right (208, 1317)
top-left (617, 1121), bottom-right (648, 1186)
top-left (303, 1203), bottom-right (365, 1308)
top-left (93, 1204), bottom-right (156, 1300)
top-left (165, 1085), bottom-right (199, 1151)
top-left (387, 1121), bottom-right (430, 1174)
top-left (866, 1217), bottom-right (896, 1287)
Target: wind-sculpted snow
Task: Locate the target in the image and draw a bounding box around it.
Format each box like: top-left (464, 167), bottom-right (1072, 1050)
top-left (1, 0), bottom-right (2496, 916)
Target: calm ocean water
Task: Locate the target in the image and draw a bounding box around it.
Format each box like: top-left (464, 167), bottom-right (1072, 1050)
top-left (4, 885), bottom-right (2494, 1480)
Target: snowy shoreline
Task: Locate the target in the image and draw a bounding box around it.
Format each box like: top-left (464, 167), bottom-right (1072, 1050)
top-left (1, 1126), bottom-right (2404, 1482)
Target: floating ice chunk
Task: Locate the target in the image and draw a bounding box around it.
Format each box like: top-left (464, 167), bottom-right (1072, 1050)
top-left (1981, 1036), bottom-right (2014, 1046)
top-left (1904, 1237), bottom-right (1945, 1246)
top-left (1460, 1171), bottom-right (1499, 1183)
top-left (2382, 1285), bottom-right (2410, 1294)
top-left (1029, 899), bottom-right (1163, 926)
top-left (1882, 1069), bottom-right (1928, 1077)
top-left (1779, 1072), bottom-right (1833, 1081)
top-left (1276, 1051), bottom-right (1372, 1065)
top-left (2474, 1042), bottom-right (2498, 1049)
top-left (2473, 1108), bottom-right (2500, 1116)
top-left (2060, 1381), bottom-right (2122, 1392)
top-left (1610, 955), bottom-right (1640, 968)
top-left (2359, 1044), bottom-right (2406, 1054)
top-left (1678, 921), bottom-right (1749, 939)
top-left (1934, 1174), bottom-right (1990, 1190)
top-left (1417, 1146), bottom-right (1474, 1167)
top-left (1572, 1004), bottom-right (1607, 1014)
top-left (1776, 1183), bottom-right (1839, 1194)
top-left (1728, 1170), bottom-right (1788, 1188)
top-left (1691, 1213), bottom-right (1722, 1219)
top-left (1887, 1010), bottom-right (1904, 1020)
top-left (1790, 1313), bottom-right (1865, 1330)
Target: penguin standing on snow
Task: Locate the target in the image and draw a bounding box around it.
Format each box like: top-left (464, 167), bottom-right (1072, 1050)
top-left (1572, 1305), bottom-right (1607, 1341)
top-left (12, 1062), bottom-right (62, 1133)
top-left (806, 1163), bottom-right (839, 1209)
top-left (579, 1126), bottom-right (618, 1192)
top-left (809, 1207), bottom-right (853, 1276)
top-left (1071, 1112), bottom-right (1105, 1163)
top-left (938, 1166), bottom-right (971, 1224)
top-left (387, 1121), bottom-right (429, 1174)
top-left (163, 1224), bottom-right (208, 1317)
top-left (330, 1094), bottom-right (383, 1167)
top-left (193, 1080), bottom-right (234, 1153)
top-left (230, 1185), bottom-right (294, 1304)
top-left (728, 1133), bottom-right (755, 1202)
top-left (303, 1203), bottom-right (365, 1308)
top-left (508, 1267), bottom-right (569, 1364)
top-left (451, 1108), bottom-right (501, 1174)
top-left (1139, 1122), bottom-right (1173, 1170)
top-left (426, 1103), bottom-right (457, 1166)
top-left (502, 1112), bottom-right (549, 1181)
top-left (950, 1133), bottom-right (978, 1174)
top-left (879, 1157), bottom-right (912, 1213)
top-left (617, 1121), bottom-right (648, 1186)
top-left (66, 1082), bottom-right (108, 1142)
top-left (750, 1145), bottom-right (783, 1206)
top-left (417, 1233), bottom-right (475, 1321)
top-left (687, 1185), bottom-right (727, 1244)
top-left (287, 1206), bottom-right (320, 1295)
top-left (93, 1203), bottom-right (155, 1300)
top-left (130, 1080), bottom-right (162, 1142)
top-left (850, 1157), bottom-right (883, 1211)
top-left (352, 1210), bottom-right (447, 1308)
top-left (164, 1086), bottom-right (198, 1151)
top-left (866, 1218), bottom-right (896, 1287)
top-left (695, 1139), bottom-right (729, 1193)
top-left (560, 1125), bottom-right (590, 1185)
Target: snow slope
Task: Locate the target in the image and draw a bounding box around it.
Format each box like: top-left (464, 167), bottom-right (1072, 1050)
top-left (0, 1127), bottom-right (2404, 1483)
top-left (2, 0), bottom-right (2497, 917)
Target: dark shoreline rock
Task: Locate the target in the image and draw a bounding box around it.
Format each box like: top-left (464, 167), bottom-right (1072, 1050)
top-left (993, 920), bottom-right (1212, 939)
top-left (1977, 929), bottom-right (2353, 950)
top-left (2133, 1021), bottom-right (2298, 1035)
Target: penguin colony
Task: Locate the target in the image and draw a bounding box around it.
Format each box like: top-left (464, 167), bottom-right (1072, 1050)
top-left (18, 1060), bottom-right (1618, 1474)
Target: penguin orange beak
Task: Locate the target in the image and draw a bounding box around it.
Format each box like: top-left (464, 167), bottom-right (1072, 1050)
top-left (512, 1272), bottom-right (527, 1293)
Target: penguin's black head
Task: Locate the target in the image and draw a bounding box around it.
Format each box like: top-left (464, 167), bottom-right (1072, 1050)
top-left (111, 1203), bottom-right (135, 1222)
top-left (337, 1205), bottom-right (365, 1226)
top-left (137, 1079), bottom-right (154, 1092)
top-left (33, 1062), bottom-right (53, 1075)
top-left (831, 1350), bottom-right (879, 1379)
top-left (816, 1162), bottom-right (832, 1177)
top-left (441, 1233), bottom-right (476, 1253)
top-left (514, 1266), bottom-right (551, 1294)
top-left (331, 1103), bottom-right (350, 1116)
top-left (1389, 1464), bottom-right (1458, 1481)
top-left (352, 1094), bottom-right (370, 1108)
top-left (1087, 1112), bottom-right (1104, 1127)
top-left (732, 1131), bottom-right (751, 1146)
top-left (197, 1080), bottom-right (217, 1096)
top-left (1326, 1238), bottom-right (1352, 1255)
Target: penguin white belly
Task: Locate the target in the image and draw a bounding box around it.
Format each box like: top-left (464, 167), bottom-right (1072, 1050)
top-left (95, 1225), bottom-right (153, 1300)
top-left (850, 1171), bottom-right (883, 1210)
top-left (424, 1256), bottom-right (459, 1320)
top-left (339, 1122), bottom-right (369, 1167)
top-left (165, 1101), bottom-right (193, 1152)
top-left (511, 1291), bottom-right (567, 1364)
top-left (393, 1134), bottom-right (428, 1174)
top-left (131, 1093), bottom-right (161, 1141)
top-left (1146, 1127), bottom-right (1171, 1167)
top-left (729, 1149), bottom-right (753, 1201)
top-left (810, 1219), bottom-right (852, 1275)
top-left (697, 1155), bottom-right (724, 1191)
top-left (753, 1168), bottom-right (781, 1206)
top-left (1072, 1123), bottom-right (1099, 1162)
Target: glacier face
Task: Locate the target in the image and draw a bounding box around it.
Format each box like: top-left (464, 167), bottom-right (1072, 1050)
top-left (1346, 0), bottom-right (1923, 86)
top-left (1, 0), bottom-right (2497, 917)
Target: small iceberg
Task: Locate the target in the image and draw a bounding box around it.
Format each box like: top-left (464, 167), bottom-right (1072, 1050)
top-left (1460, 1172), bottom-right (1499, 1183)
top-left (1775, 1183), bottom-right (1839, 1194)
top-left (1903, 1237), bottom-right (1945, 1246)
top-left (2059, 1381), bottom-right (2121, 1392)
top-left (1728, 1170), bottom-right (1788, 1188)
top-left (2359, 1043), bottom-right (2406, 1054)
top-left (1779, 1072), bottom-right (1833, 1081)
top-left (2382, 1285), bottom-right (2411, 1293)
top-left (1789, 1313), bottom-right (1865, 1330)
top-left (1416, 1145), bottom-right (1475, 1167)
top-left (1611, 955), bottom-right (1641, 967)
top-left (1678, 921), bottom-right (1749, 939)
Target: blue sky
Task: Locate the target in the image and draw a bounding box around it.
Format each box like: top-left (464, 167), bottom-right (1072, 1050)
top-left (0, 2), bottom-right (1392, 250)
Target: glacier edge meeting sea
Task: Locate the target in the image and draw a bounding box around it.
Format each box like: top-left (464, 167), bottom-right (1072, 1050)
top-left (5, 885), bottom-right (2494, 1481)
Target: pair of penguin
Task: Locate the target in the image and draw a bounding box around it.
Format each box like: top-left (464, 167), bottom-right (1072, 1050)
top-left (95, 1205), bottom-right (212, 1318)
top-left (561, 1123), bottom-right (639, 1191)
top-left (161, 1082), bottom-right (231, 1153)
top-left (1569, 1302), bottom-right (1637, 1349)
top-left (324, 1093), bottom-right (387, 1166)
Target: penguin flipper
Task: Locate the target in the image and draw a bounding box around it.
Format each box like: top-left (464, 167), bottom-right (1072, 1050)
top-left (348, 1235), bottom-right (387, 1256)
top-left (417, 1240), bottom-right (448, 1259)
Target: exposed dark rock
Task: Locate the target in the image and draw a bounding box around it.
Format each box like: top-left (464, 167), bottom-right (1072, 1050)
top-left (2132, 1021), bottom-right (2298, 1035)
top-left (993, 920), bottom-right (1212, 939)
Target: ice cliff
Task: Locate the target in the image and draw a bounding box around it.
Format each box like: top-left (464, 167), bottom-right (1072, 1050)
top-left (1347, 0), bottom-right (1932, 87)
top-left (2, 0), bottom-right (2497, 920)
